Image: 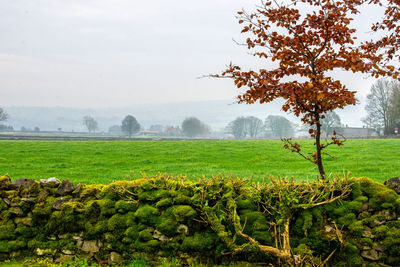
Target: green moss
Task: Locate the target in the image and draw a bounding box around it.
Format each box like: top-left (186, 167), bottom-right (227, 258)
top-left (0, 199), bottom-right (6, 210)
top-left (134, 205), bottom-right (159, 226)
top-left (348, 221), bottom-right (364, 237)
top-left (15, 224), bottom-right (35, 238)
top-left (83, 200), bottom-right (101, 220)
top-left (173, 194), bottom-right (191, 205)
top-left (293, 243), bottom-right (313, 257)
top-left (157, 218), bottom-right (178, 237)
top-left (237, 199), bottom-right (257, 210)
top-left (155, 198), bottom-right (172, 209)
top-left (32, 196), bottom-right (56, 218)
top-left (172, 205), bottom-right (196, 222)
top-left (138, 229), bottom-right (153, 242)
top-left (0, 220), bottom-right (15, 240)
top-left (115, 200), bottom-right (138, 213)
top-left (98, 199), bottom-right (116, 216)
top-left (181, 232), bottom-right (217, 252)
top-left (85, 220), bottom-right (108, 239)
top-left (125, 226), bottom-right (139, 240)
top-left (373, 225), bottom-right (389, 239)
top-left (337, 213), bottom-right (356, 227)
top-left (108, 214), bottom-right (127, 231)
top-left (0, 240), bottom-right (26, 253)
top-left (302, 210), bottom-right (313, 233)
top-left (61, 201), bottom-right (85, 213)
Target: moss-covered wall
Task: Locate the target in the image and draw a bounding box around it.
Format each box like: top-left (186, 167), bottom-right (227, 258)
top-left (1, 174), bottom-right (400, 266)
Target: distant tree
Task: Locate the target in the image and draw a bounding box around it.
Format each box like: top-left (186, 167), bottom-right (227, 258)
top-left (226, 117), bottom-right (248, 139)
top-left (34, 127), bottom-right (40, 132)
top-left (0, 108), bottom-right (8, 123)
top-left (181, 117), bottom-right (209, 138)
top-left (20, 126), bottom-right (27, 132)
top-left (149, 124), bottom-right (164, 132)
top-left (246, 116), bottom-right (263, 138)
top-left (364, 79), bottom-right (393, 135)
top-left (264, 116), bottom-right (295, 138)
top-left (121, 115), bottom-right (141, 137)
top-left (321, 111), bottom-right (343, 137)
top-left (388, 82), bottom-right (400, 133)
top-left (108, 125), bottom-right (122, 134)
top-left (83, 116), bottom-right (98, 133)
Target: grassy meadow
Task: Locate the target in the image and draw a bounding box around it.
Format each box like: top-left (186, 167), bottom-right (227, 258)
top-left (0, 139), bottom-right (398, 184)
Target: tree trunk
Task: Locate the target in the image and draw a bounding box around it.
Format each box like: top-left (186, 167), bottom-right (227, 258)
top-left (315, 121), bottom-right (326, 180)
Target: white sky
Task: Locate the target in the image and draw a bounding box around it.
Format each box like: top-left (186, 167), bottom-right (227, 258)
top-left (0, 0), bottom-right (383, 108)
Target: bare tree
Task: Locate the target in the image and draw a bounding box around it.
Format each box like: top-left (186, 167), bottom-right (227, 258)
top-left (246, 116), bottom-right (263, 138)
top-left (364, 79), bottom-right (393, 135)
top-left (264, 116), bottom-right (295, 138)
top-left (83, 116), bottom-right (98, 133)
top-left (321, 111), bottom-right (343, 137)
top-left (0, 108), bottom-right (8, 123)
top-left (226, 117), bottom-right (248, 139)
top-left (388, 82), bottom-right (400, 132)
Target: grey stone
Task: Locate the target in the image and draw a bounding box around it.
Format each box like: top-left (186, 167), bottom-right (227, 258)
top-left (47, 235), bottom-right (57, 241)
top-left (9, 207), bottom-right (23, 216)
top-left (36, 248), bottom-right (57, 256)
top-left (9, 178), bottom-right (36, 190)
top-left (361, 202), bottom-right (369, 211)
top-left (56, 255), bottom-right (74, 263)
top-left (73, 183), bottom-right (83, 195)
top-left (109, 252), bottom-right (124, 265)
top-left (14, 217), bottom-right (32, 226)
top-left (373, 243), bottom-right (384, 252)
top-left (0, 175), bottom-right (11, 189)
top-left (40, 177), bottom-right (61, 188)
top-left (361, 249), bottom-right (380, 261)
top-left (372, 218), bottom-right (385, 227)
top-left (363, 227), bottom-right (375, 238)
top-left (384, 177), bottom-right (400, 194)
top-left (377, 210), bottom-right (396, 221)
top-left (62, 249), bottom-right (74, 255)
top-left (3, 198), bottom-right (10, 205)
top-left (81, 240), bottom-right (101, 253)
top-left (20, 197), bottom-right (35, 203)
top-left (177, 224), bottom-right (189, 235)
top-left (52, 198), bottom-right (68, 210)
top-left (56, 180), bottom-right (75, 196)
top-left (58, 233), bottom-right (69, 239)
top-left (153, 230), bottom-right (171, 242)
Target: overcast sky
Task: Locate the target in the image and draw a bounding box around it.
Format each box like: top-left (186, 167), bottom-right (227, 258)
top-left (0, 0), bottom-right (383, 109)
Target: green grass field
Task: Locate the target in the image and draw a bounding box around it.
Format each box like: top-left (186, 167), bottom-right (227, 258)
top-left (0, 139), bottom-right (398, 184)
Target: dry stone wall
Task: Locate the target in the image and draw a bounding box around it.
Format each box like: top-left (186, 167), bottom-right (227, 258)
top-left (1, 174), bottom-right (400, 266)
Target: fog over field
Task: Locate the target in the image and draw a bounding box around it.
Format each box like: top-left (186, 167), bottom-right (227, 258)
top-left (0, 0), bottom-right (380, 124)
top-left (4, 97), bottom-right (366, 132)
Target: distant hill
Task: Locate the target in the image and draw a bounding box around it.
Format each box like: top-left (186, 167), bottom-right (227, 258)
top-left (3, 99), bottom-right (367, 132)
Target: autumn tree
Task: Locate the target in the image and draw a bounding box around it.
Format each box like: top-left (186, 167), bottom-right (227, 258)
top-left (214, 0), bottom-right (378, 179)
top-left (363, 0), bottom-right (400, 78)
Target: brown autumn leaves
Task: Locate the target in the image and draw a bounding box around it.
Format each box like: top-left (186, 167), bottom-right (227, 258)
top-left (214, 0), bottom-right (400, 179)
